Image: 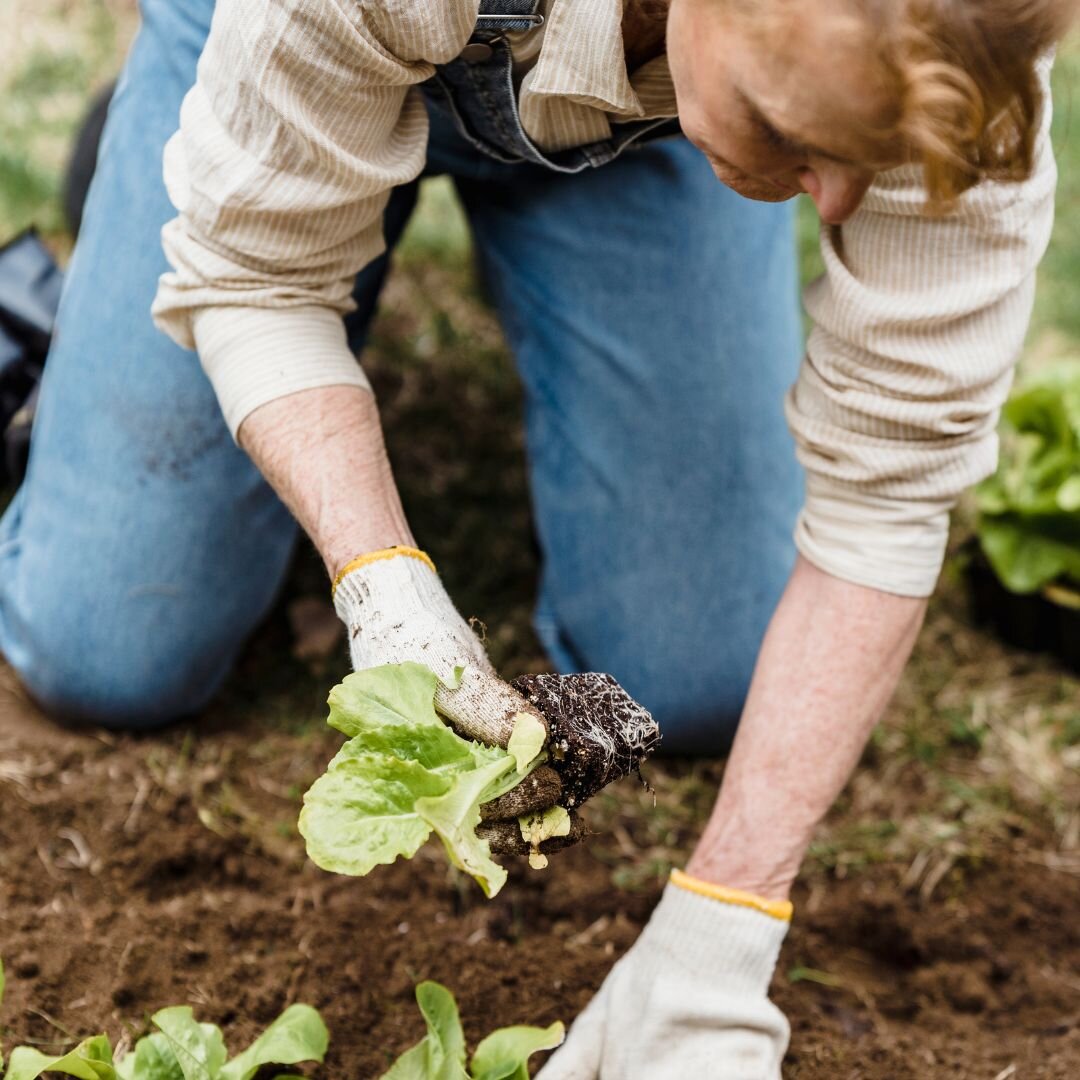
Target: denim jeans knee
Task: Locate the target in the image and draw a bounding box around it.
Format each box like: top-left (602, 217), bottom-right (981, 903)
top-left (16, 634), bottom-right (224, 730)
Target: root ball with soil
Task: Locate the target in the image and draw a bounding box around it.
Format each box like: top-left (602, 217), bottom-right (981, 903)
top-left (511, 672), bottom-right (661, 808)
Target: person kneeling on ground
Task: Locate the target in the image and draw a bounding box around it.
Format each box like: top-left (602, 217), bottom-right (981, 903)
top-left (0, 0), bottom-right (1074, 1076)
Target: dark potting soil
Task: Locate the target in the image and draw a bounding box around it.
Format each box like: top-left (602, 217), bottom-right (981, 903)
top-left (965, 542), bottom-right (1080, 673)
top-left (0, 683), bottom-right (1077, 1079)
top-left (512, 672), bottom-right (661, 810)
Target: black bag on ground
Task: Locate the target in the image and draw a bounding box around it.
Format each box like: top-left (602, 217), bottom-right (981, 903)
top-left (0, 230), bottom-right (63, 487)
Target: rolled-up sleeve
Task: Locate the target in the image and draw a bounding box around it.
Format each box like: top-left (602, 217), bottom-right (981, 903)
top-left (152, 0), bottom-right (474, 437)
top-left (787, 64), bottom-right (1057, 597)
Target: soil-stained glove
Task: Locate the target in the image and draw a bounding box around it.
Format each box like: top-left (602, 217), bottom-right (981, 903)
top-left (536, 869), bottom-right (792, 1080)
top-left (333, 546), bottom-right (543, 748)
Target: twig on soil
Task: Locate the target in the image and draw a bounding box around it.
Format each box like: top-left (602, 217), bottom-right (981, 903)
top-left (285, 960), bottom-right (307, 1003)
top-left (1020, 850), bottom-right (1080, 875)
top-left (123, 775), bottom-right (152, 834)
top-left (35, 843), bottom-right (64, 880)
top-left (0, 755), bottom-right (55, 786)
top-left (902, 848), bottom-right (932, 891)
top-left (465, 927), bottom-right (489, 946)
top-left (25, 1006), bottom-right (77, 1040)
top-left (291, 885), bottom-right (327, 917)
top-left (1040, 965), bottom-right (1080, 994)
top-left (112, 1033), bottom-right (133, 1063)
top-left (7, 1034), bottom-right (72, 1050)
top-left (196, 804), bottom-right (231, 837)
top-left (568, 916), bottom-right (610, 949)
top-left (992, 1064), bottom-right (1017, 1080)
top-left (902, 848), bottom-right (958, 901)
top-left (919, 853), bottom-right (957, 902)
top-left (252, 773), bottom-right (298, 800)
top-left (788, 966), bottom-right (845, 988)
top-left (55, 827), bottom-right (95, 870)
top-left (1062, 810), bottom-right (1079, 850)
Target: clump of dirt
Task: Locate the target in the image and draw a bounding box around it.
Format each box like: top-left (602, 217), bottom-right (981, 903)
top-left (512, 672), bottom-right (661, 809)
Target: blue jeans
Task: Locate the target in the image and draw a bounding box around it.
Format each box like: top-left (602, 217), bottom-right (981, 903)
top-left (0, 0), bottom-right (803, 754)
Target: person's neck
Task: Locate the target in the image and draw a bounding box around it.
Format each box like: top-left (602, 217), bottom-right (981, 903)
top-left (622, 0), bottom-right (671, 72)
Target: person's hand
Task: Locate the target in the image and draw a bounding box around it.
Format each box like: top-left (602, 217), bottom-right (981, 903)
top-left (537, 870), bottom-right (792, 1080)
top-left (333, 546), bottom-right (577, 852)
top-left (334, 546), bottom-right (539, 744)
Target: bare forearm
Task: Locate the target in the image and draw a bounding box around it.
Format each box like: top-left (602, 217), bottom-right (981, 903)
top-left (238, 385), bottom-right (414, 578)
top-left (687, 555), bottom-right (927, 898)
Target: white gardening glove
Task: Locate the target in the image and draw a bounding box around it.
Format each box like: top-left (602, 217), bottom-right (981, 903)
top-left (333, 546), bottom-right (544, 747)
top-left (537, 869), bottom-right (792, 1080)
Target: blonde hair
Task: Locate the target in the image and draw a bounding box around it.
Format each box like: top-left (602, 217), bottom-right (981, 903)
top-left (879, 0), bottom-right (1075, 206)
top-left (737, 0), bottom-right (1077, 207)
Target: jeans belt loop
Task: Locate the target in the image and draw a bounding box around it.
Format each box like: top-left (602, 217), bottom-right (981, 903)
top-left (462, 5), bottom-right (544, 61)
top-left (473, 0), bottom-right (545, 39)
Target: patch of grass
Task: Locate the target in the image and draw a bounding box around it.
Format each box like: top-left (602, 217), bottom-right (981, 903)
top-left (8, 47), bottom-right (92, 99)
top-left (0, 151), bottom-right (54, 231)
top-left (795, 196), bottom-right (824, 288)
top-left (398, 177), bottom-right (473, 270)
top-left (0, 0), bottom-right (136, 240)
top-left (1030, 45), bottom-right (1080, 346)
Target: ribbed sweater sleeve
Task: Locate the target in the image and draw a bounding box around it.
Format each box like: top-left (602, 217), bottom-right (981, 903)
top-left (151, 0), bottom-right (475, 437)
top-left (787, 61), bottom-right (1057, 596)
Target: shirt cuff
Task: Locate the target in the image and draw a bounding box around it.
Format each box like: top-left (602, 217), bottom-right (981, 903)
top-left (795, 474), bottom-right (952, 598)
top-left (189, 304), bottom-right (372, 439)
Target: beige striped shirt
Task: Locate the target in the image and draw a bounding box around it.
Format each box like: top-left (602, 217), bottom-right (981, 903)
top-left (152, 0), bottom-right (1057, 598)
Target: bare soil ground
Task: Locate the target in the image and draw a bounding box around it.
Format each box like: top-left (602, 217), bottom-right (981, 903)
top-left (2, 262), bottom-right (1078, 1076)
top-left (0, 664), bottom-right (1077, 1079)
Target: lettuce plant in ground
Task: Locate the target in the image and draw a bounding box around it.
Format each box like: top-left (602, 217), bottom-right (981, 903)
top-left (382, 982), bottom-right (563, 1080)
top-left (976, 359), bottom-right (1080, 594)
top-left (0, 961), bottom-right (328, 1080)
top-left (299, 663), bottom-right (547, 898)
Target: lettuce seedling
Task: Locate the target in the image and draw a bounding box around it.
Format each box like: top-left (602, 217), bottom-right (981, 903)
top-left (0, 964), bottom-right (328, 1080)
top-left (976, 359), bottom-right (1080, 593)
top-left (299, 663), bottom-right (545, 898)
top-left (382, 982), bottom-right (563, 1080)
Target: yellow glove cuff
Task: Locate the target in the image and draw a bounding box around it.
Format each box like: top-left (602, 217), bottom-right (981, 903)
top-left (670, 869), bottom-right (793, 923)
top-left (331, 546), bottom-right (436, 595)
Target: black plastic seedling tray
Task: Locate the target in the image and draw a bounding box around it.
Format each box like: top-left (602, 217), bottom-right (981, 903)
top-left (966, 541), bottom-right (1080, 672)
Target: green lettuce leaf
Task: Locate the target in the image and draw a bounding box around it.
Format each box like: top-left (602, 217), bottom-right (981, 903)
top-left (113, 1033), bottom-right (182, 1080)
top-left (327, 663), bottom-right (457, 739)
top-left (978, 514), bottom-right (1080, 593)
top-left (300, 663), bottom-right (541, 896)
top-left (381, 982), bottom-right (564, 1080)
top-left (976, 360), bottom-right (1080, 593)
top-left (415, 756), bottom-right (516, 898)
top-left (144, 1009), bottom-right (226, 1080)
top-left (470, 1022), bottom-right (565, 1080)
top-left (5, 1036), bottom-right (117, 1080)
top-left (217, 1004), bottom-right (328, 1080)
top-left (1, 997), bottom-right (326, 1080)
top-left (112, 1004), bottom-right (327, 1080)
top-left (382, 982), bottom-right (468, 1080)
top-left (300, 750), bottom-right (452, 876)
